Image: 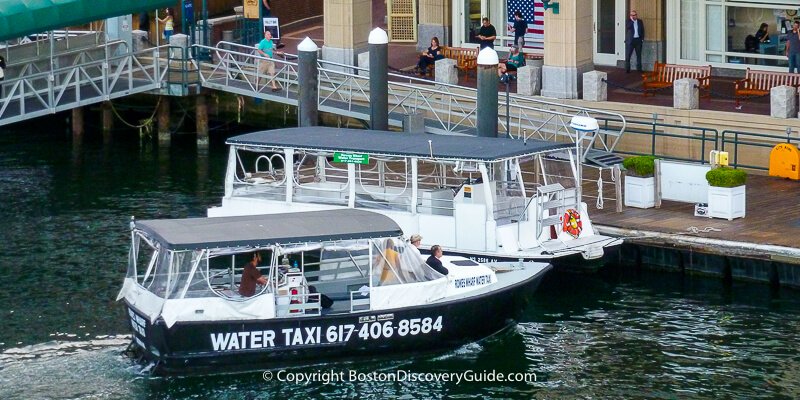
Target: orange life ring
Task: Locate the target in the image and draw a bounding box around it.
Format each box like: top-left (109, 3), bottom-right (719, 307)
top-left (562, 208), bottom-right (583, 238)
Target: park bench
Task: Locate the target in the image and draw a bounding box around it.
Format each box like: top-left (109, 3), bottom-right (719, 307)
top-left (641, 62), bottom-right (711, 97)
top-left (734, 68), bottom-right (800, 106)
top-left (439, 46), bottom-right (478, 81)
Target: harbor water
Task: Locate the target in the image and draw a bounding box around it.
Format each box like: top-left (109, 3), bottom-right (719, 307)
top-left (1, 122), bottom-right (799, 399)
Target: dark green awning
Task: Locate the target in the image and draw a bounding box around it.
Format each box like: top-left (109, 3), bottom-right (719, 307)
top-left (0, 0), bottom-right (175, 42)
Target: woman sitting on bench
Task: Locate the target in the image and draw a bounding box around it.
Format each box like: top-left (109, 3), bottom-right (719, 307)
top-left (498, 45), bottom-right (525, 78)
top-left (416, 37), bottom-right (444, 76)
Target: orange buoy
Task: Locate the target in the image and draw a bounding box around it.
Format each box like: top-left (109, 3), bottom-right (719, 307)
top-left (562, 209), bottom-right (583, 238)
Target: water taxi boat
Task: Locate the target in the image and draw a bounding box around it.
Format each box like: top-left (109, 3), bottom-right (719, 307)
top-left (208, 127), bottom-right (620, 266)
top-left (117, 209), bottom-right (550, 375)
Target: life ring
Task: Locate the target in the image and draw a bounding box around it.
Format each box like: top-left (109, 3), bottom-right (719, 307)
top-left (562, 208), bottom-right (582, 238)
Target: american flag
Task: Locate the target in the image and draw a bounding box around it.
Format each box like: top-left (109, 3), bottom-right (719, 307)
top-left (506, 0), bottom-right (545, 49)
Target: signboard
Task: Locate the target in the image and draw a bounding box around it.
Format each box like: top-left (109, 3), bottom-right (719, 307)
top-left (333, 152), bottom-right (369, 164)
top-left (244, 0), bottom-right (259, 19)
top-left (263, 17), bottom-right (280, 39)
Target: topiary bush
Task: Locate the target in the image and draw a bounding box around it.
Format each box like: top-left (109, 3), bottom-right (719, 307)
top-left (622, 155), bottom-right (657, 177)
top-left (706, 167), bottom-right (747, 188)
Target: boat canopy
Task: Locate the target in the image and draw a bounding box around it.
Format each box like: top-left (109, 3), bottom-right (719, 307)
top-left (227, 127), bottom-right (572, 162)
top-left (134, 209), bottom-right (404, 251)
top-left (0, 0), bottom-right (175, 42)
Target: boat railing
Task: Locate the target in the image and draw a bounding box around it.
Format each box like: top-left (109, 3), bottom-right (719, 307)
top-left (350, 290), bottom-right (370, 312)
top-left (275, 293), bottom-right (322, 317)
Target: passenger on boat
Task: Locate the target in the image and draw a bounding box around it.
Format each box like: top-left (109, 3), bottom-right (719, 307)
top-left (409, 234), bottom-right (423, 256)
top-left (239, 252), bottom-right (268, 296)
top-left (426, 245), bottom-right (449, 276)
top-left (376, 239), bottom-right (402, 285)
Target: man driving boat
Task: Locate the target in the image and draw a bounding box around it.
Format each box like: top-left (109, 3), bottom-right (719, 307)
top-left (239, 252), bottom-right (268, 296)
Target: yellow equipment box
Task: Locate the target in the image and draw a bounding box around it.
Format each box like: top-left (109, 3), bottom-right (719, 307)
top-left (769, 143), bottom-right (800, 180)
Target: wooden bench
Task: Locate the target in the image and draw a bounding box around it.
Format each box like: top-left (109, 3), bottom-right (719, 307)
top-left (734, 68), bottom-right (800, 106)
top-left (439, 47), bottom-right (478, 81)
top-left (641, 62), bottom-right (711, 97)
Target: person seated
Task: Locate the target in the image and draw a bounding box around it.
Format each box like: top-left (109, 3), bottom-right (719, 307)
top-left (376, 239), bottom-right (402, 285)
top-left (425, 245), bottom-right (449, 276)
top-left (416, 37), bottom-right (444, 76)
top-left (408, 234), bottom-right (423, 257)
top-left (239, 252), bottom-right (268, 297)
top-left (498, 45), bottom-right (525, 78)
top-left (755, 23), bottom-right (769, 43)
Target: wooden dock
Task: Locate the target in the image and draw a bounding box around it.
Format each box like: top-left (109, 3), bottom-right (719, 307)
top-left (590, 173), bottom-right (800, 249)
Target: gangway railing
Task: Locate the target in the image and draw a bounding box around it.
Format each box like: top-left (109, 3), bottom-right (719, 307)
top-left (194, 42), bottom-right (626, 154)
top-left (0, 44), bottom-right (167, 127)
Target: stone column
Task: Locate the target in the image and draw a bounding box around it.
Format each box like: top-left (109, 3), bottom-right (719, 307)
top-left (582, 71), bottom-right (607, 101)
top-left (297, 37), bottom-right (320, 127)
top-left (770, 85), bottom-right (797, 119)
top-left (131, 30), bottom-right (149, 53)
top-left (369, 28), bottom-right (389, 131)
top-left (517, 66), bottom-right (542, 96)
top-left (541, 0), bottom-right (593, 99)
top-left (435, 58), bottom-right (458, 85)
top-left (630, 0), bottom-right (665, 71)
top-left (476, 48), bottom-right (499, 138)
top-left (417, 0), bottom-right (450, 50)
top-left (322, 0), bottom-right (371, 67)
top-left (673, 78), bottom-right (699, 110)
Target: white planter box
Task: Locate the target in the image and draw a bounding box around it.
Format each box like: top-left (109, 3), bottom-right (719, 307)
top-left (707, 185), bottom-right (746, 220)
top-left (624, 176), bottom-right (655, 208)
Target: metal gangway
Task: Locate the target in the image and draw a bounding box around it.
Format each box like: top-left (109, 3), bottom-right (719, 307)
top-left (196, 41), bottom-right (627, 163)
top-left (0, 35), bottom-right (168, 127)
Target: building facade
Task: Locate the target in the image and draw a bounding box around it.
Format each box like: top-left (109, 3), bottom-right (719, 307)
top-left (446, 0), bottom-right (799, 72)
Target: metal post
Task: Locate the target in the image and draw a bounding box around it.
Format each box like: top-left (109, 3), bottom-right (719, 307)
top-left (368, 28), bottom-right (389, 131)
top-left (504, 76), bottom-right (511, 138)
top-left (297, 37), bottom-right (319, 127)
top-left (477, 47), bottom-right (499, 138)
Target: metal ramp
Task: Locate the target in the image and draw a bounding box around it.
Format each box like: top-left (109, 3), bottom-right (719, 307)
top-left (584, 149), bottom-right (624, 168)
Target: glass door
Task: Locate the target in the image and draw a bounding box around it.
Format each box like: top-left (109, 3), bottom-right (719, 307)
top-left (593, 0), bottom-right (622, 65)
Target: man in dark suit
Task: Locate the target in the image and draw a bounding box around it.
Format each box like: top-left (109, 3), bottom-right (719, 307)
top-left (625, 10), bottom-right (645, 73)
top-left (426, 245), bottom-right (449, 276)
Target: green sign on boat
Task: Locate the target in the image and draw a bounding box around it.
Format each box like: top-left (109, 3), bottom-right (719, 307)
top-left (333, 152), bottom-right (369, 164)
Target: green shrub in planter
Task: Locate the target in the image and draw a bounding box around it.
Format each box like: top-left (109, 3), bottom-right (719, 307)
top-left (622, 156), bottom-right (657, 177)
top-left (705, 167), bottom-right (747, 188)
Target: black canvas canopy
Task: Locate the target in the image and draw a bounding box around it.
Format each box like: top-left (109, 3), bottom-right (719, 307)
top-left (134, 209), bottom-right (403, 251)
top-left (228, 127), bottom-right (571, 162)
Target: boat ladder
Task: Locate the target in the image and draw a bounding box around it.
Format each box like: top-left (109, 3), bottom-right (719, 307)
top-left (534, 183), bottom-right (568, 244)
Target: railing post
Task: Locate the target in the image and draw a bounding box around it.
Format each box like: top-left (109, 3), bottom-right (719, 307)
top-left (368, 28), bottom-right (388, 131)
top-left (614, 164), bottom-right (623, 213)
top-left (654, 158), bottom-right (662, 208)
top-left (297, 37), bottom-right (319, 127)
top-left (477, 47), bottom-right (499, 138)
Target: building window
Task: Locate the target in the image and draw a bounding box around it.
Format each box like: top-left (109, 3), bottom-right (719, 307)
top-left (676, 1), bottom-right (799, 69)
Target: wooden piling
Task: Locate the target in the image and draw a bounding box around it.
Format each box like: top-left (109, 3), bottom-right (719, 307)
top-left (158, 96), bottom-right (171, 145)
top-left (71, 107), bottom-right (84, 142)
top-left (196, 94), bottom-right (209, 148)
top-left (102, 102), bottom-right (113, 143)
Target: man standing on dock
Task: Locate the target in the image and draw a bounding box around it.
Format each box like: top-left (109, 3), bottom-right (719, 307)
top-left (256, 30), bottom-right (282, 92)
top-left (477, 17), bottom-right (497, 49)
